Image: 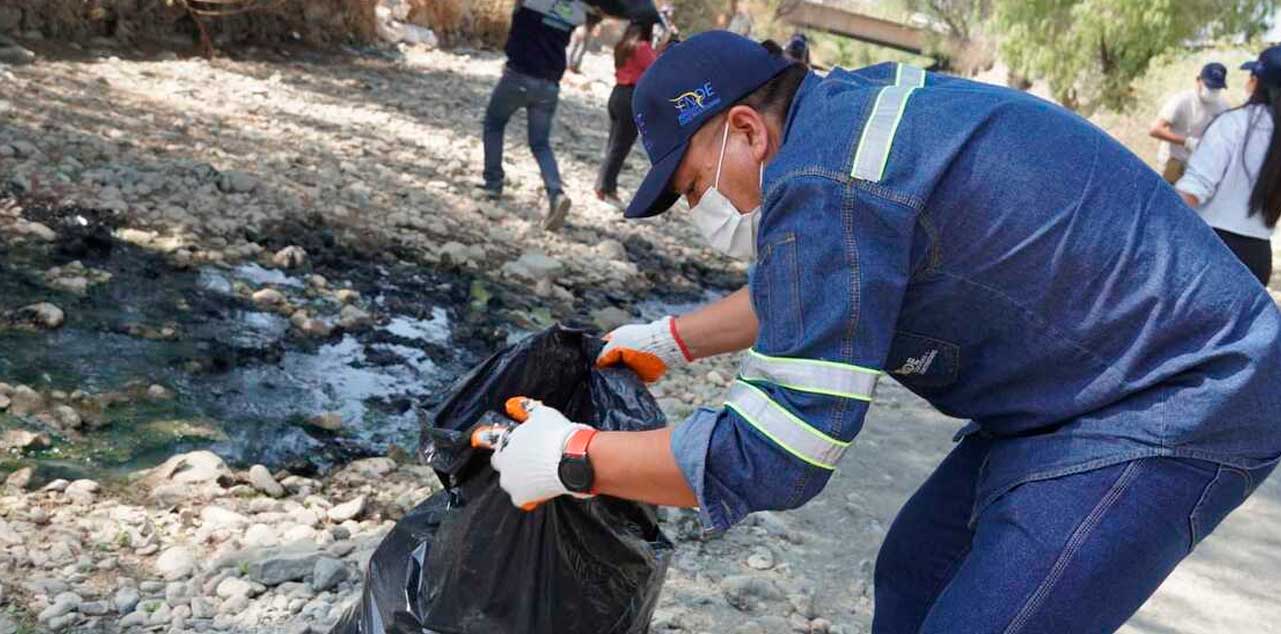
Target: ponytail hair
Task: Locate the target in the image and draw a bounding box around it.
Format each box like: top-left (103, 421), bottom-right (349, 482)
top-left (1245, 81), bottom-right (1281, 227)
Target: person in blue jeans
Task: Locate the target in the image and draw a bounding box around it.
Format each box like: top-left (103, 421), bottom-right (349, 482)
top-left (487, 32), bottom-right (1281, 633)
top-left (480, 0), bottom-right (586, 231)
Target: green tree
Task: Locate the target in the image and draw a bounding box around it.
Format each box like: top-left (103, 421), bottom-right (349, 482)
top-left (994, 0), bottom-right (1273, 112)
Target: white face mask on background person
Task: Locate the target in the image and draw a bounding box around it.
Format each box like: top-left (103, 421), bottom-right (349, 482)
top-left (1197, 83), bottom-right (1221, 104)
top-left (690, 120), bottom-right (763, 260)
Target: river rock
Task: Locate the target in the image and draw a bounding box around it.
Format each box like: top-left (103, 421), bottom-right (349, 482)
top-left (1, 429), bottom-right (49, 451)
top-left (502, 252), bottom-right (564, 282)
top-left (334, 289), bottom-right (361, 304)
top-left (306, 412), bottom-right (343, 432)
top-left (340, 457), bottom-right (396, 480)
top-left (721, 575), bottom-right (785, 612)
top-left (147, 450), bottom-right (232, 487)
top-left (218, 170), bottom-right (258, 194)
top-left (247, 545), bottom-right (323, 586)
top-left (596, 239), bottom-right (628, 260)
top-left (8, 385), bottom-right (43, 416)
top-left (114, 587), bottom-right (141, 614)
top-left (337, 304), bottom-right (372, 330)
top-left (249, 464), bottom-right (285, 497)
top-left (0, 43), bottom-right (34, 66)
top-left (252, 288), bottom-right (287, 307)
top-left (5, 467), bottom-right (33, 490)
top-left (327, 496), bottom-right (366, 522)
top-left (201, 506), bottom-right (250, 530)
top-left (215, 576), bottom-right (254, 599)
top-left (311, 557), bottom-right (347, 591)
top-left (746, 546), bottom-right (776, 571)
top-left (65, 479), bottom-right (99, 502)
top-left (243, 523), bottom-right (279, 548)
top-left (11, 302), bottom-right (65, 329)
top-left (146, 384), bottom-right (173, 400)
top-left (155, 546), bottom-right (196, 580)
top-left (50, 405), bottom-right (82, 430)
top-left (272, 246), bottom-right (308, 269)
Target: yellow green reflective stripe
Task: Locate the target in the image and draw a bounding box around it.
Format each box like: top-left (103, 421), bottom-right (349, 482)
top-left (724, 381), bottom-right (851, 470)
top-left (739, 349), bottom-right (880, 402)
top-left (851, 63), bottom-right (926, 183)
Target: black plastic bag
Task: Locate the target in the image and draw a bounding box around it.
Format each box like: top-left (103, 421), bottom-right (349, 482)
top-left (332, 326), bottom-right (673, 634)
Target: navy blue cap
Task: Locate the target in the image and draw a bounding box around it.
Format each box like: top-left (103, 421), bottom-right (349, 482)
top-left (1199, 62), bottom-right (1228, 89)
top-left (625, 30), bottom-right (792, 219)
top-left (1243, 45), bottom-right (1281, 87)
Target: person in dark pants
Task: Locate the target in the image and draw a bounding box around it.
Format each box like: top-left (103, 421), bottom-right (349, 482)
top-left (594, 21), bottom-right (672, 210)
top-left (1177, 45), bottom-right (1280, 287)
top-left (480, 0), bottom-right (586, 231)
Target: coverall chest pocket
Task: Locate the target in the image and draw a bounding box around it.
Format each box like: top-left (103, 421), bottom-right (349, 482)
top-left (754, 233), bottom-right (804, 353)
top-left (885, 331), bottom-right (960, 389)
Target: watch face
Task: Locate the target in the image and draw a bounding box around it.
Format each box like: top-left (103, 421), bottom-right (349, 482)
top-left (558, 458), bottom-right (594, 493)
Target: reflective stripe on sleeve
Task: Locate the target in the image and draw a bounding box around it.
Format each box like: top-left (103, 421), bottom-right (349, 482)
top-left (724, 381), bottom-right (851, 470)
top-left (851, 63), bottom-right (926, 183)
top-left (739, 349), bottom-right (880, 402)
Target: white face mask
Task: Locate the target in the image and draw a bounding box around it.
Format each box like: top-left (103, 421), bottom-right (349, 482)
top-left (690, 121), bottom-right (763, 260)
top-left (1197, 84), bottom-right (1221, 104)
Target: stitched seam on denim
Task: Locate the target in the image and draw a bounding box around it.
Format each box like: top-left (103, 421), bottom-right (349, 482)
top-left (851, 179), bottom-right (924, 210)
top-left (911, 211), bottom-right (943, 279)
top-left (833, 180), bottom-right (860, 439)
top-left (968, 449), bottom-right (1163, 528)
top-left (1186, 465), bottom-right (1225, 551)
top-left (762, 169), bottom-right (850, 213)
top-left (1003, 460), bottom-right (1144, 634)
top-left (935, 270), bottom-right (1125, 388)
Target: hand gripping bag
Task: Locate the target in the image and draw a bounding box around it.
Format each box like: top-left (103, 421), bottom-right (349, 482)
top-left (332, 326), bottom-right (674, 633)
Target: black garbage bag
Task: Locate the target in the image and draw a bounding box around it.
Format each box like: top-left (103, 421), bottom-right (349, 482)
top-left (332, 326), bottom-right (673, 634)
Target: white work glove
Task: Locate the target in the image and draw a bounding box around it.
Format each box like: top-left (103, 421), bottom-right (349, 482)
top-left (1184, 136), bottom-right (1200, 152)
top-left (490, 399), bottom-right (594, 509)
top-left (596, 316), bottom-right (691, 382)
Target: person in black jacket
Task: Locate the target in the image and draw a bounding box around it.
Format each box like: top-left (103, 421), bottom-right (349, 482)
top-left (479, 0), bottom-right (588, 232)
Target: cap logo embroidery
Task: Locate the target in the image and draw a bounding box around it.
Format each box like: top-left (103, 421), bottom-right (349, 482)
top-left (670, 81), bottom-right (722, 127)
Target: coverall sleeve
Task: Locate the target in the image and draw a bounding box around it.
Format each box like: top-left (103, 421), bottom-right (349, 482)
top-left (670, 175), bottom-right (918, 532)
top-left (1175, 114), bottom-right (1237, 204)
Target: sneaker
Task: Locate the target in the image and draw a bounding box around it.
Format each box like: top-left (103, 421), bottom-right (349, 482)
top-left (596, 189), bottom-right (626, 212)
top-left (543, 192), bottom-right (572, 231)
top-left (474, 183), bottom-right (501, 201)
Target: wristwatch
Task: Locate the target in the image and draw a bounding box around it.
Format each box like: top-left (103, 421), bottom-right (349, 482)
top-left (558, 428), bottom-right (599, 494)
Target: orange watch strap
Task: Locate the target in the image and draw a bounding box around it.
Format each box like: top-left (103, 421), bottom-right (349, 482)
top-left (563, 427), bottom-right (598, 459)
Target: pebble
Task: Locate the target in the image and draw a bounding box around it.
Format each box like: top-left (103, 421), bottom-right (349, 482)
top-left (327, 496), bottom-right (367, 522)
top-left (1, 429), bottom-right (50, 451)
top-left (252, 288), bottom-right (287, 307)
top-left (78, 601), bottom-right (111, 616)
top-left (334, 289), bottom-right (361, 304)
top-left (249, 464), bottom-right (285, 497)
top-left (64, 479), bottom-right (99, 502)
top-left (216, 576), bottom-right (254, 599)
top-left (722, 575), bottom-right (785, 612)
top-left (51, 405), bottom-right (82, 430)
top-left (337, 304), bottom-right (372, 330)
top-left (146, 384), bottom-right (173, 400)
top-left (306, 412), bottom-right (344, 432)
top-left (272, 246), bottom-right (308, 269)
top-left (4, 467), bottom-right (33, 490)
top-left (746, 546), bottom-right (776, 571)
top-left (155, 546), bottom-right (196, 580)
top-left (12, 302), bottom-right (65, 329)
top-left (312, 557), bottom-right (348, 591)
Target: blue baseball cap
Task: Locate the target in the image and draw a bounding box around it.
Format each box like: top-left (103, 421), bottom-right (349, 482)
top-left (625, 31), bottom-right (793, 219)
top-left (1242, 45), bottom-right (1281, 87)
top-left (1199, 62), bottom-right (1228, 89)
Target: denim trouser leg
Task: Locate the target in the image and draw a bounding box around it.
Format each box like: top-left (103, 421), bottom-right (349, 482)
top-left (524, 77), bottom-right (563, 198)
top-left (874, 437), bottom-right (1276, 634)
top-left (481, 70), bottom-right (528, 193)
top-left (596, 84), bottom-right (638, 195)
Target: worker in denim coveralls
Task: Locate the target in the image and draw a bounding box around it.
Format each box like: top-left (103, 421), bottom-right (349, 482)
top-left (489, 31), bottom-right (1281, 633)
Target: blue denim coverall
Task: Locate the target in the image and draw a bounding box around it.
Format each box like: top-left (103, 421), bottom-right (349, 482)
top-left (670, 64), bottom-right (1281, 632)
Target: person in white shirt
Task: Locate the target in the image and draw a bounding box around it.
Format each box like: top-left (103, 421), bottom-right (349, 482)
top-left (1150, 63), bottom-right (1230, 183)
top-left (1177, 46), bottom-right (1281, 286)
